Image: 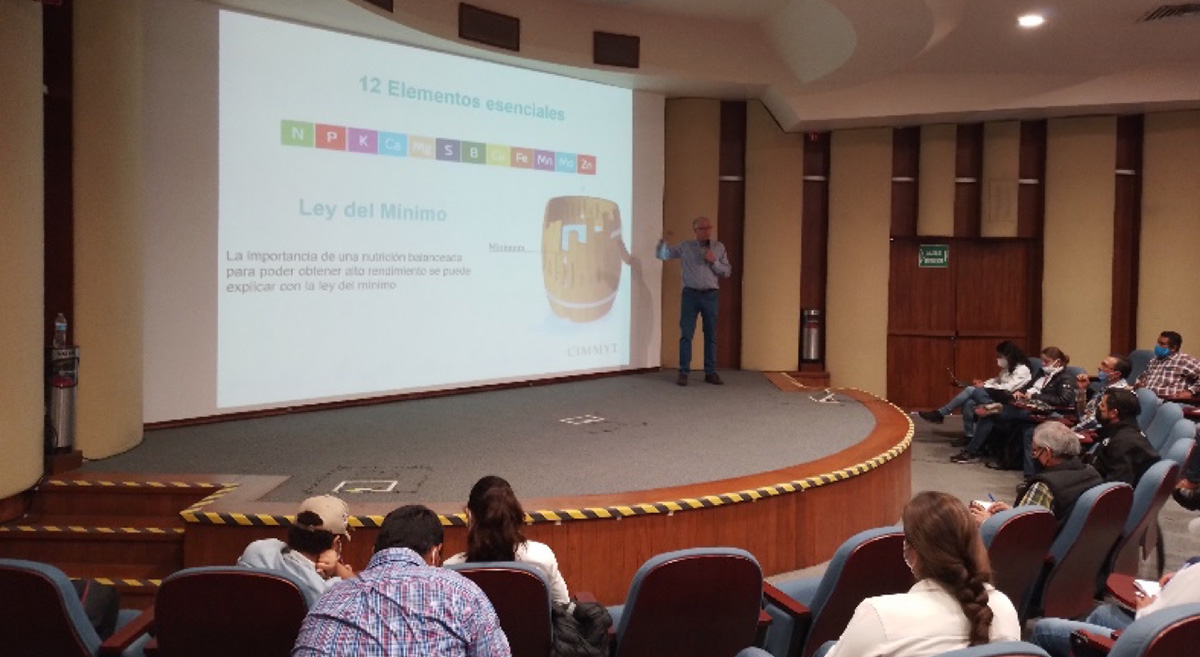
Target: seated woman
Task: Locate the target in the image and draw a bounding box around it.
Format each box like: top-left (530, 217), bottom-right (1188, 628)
top-left (919, 340), bottom-right (1033, 446)
top-left (823, 491), bottom-right (1021, 657)
top-left (950, 346), bottom-right (1075, 471)
top-left (443, 475), bottom-right (571, 605)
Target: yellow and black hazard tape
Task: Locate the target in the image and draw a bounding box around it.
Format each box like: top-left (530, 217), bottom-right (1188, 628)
top-left (43, 479), bottom-right (223, 489)
top-left (0, 525), bottom-right (184, 535)
top-left (178, 394), bottom-right (913, 529)
top-left (72, 576), bottom-right (163, 588)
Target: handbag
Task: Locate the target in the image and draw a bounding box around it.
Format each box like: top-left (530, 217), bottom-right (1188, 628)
top-left (551, 598), bottom-right (612, 657)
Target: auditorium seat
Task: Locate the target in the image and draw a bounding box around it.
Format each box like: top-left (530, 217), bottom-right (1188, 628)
top-left (1165, 436), bottom-right (1194, 468)
top-left (761, 527), bottom-right (912, 657)
top-left (979, 506), bottom-right (1056, 623)
top-left (1161, 417), bottom-right (1197, 458)
top-left (1127, 350), bottom-right (1155, 386)
top-left (606, 547), bottom-right (763, 657)
top-left (0, 558), bottom-right (152, 657)
top-left (1144, 402), bottom-right (1184, 452)
top-left (1070, 602), bottom-right (1200, 657)
top-left (446, 561), bottom-right (553, 657)
top-left (933, 642), bottom-right (1051, 657)
top-left (1021, 482), bottom-right (1132, 621)
top-left (1105, 459), bottom-right (1179, 583)
top-left (1136, 388), bottom-right (1161, 431)
top-left (149, 566), bottom-right (309, 657)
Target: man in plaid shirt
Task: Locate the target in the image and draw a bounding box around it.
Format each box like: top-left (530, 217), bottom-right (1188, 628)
top-left (293, 505), bottom-right (511, 657)
top-left (1135, 331), bottom-right (1200, 399)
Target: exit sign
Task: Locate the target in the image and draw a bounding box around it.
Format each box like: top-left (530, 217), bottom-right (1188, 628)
top-left (918, 244), bottom-right (949, 268)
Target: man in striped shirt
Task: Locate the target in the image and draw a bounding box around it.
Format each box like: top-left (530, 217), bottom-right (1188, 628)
top-left (293, 505), bottom-right (510, 657)
top-left (656, 216), bottom-right (733, 386)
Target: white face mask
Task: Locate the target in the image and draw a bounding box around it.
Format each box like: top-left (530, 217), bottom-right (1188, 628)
top-left (1042, 360), bottom-right (1061, 375)
top-left (997, 357), bottom-right (1008, 369)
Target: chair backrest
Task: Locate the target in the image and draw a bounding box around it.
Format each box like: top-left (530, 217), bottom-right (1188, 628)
top-left (933, 640), bottom-right (1051, 656)
top-left (1026, 482), bottom-right (1133, 620)
top-left (1166, 437), bottom-right (1195, 468)
top-left (155, 566), bottom-right (310, 657)
top-left (979, 506), bottom-right (1057, 622)
top-left (1028, 357), bottom-right (1044, 382)
top-left (803, 528), bottom-right (913, 657)
top-left (1136, 388), bottom-right (1161, 431)
top-left (1107, 460), bottom-right (1179, 580)
top-left (1162, 418), bottom-right (1197, 458)
top-left (446, 561), bottom-right (553, 657)
top-left (1127, 350), bottom-right (1154, 386)
top-left (1108, 602), bottom-right (1200, 657)
top-left (0, 558), bottom-right (100, 657)
top-left (1145, 403), bottom-right (1184, 452)
top-left (614, 547), bottom-right (762, 657)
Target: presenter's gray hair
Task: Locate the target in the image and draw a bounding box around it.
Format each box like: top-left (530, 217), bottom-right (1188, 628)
top-left (1032, 422), bottom-right (1080, 457)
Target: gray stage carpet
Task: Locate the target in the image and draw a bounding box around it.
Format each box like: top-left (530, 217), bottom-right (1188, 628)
top-left (84, 371), bottom-right (875, 505)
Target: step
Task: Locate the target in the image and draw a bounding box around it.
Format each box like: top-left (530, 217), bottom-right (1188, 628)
top-left (13, 514), bottom-right (187, 530)
top-left (30, 479), bottom-right (221, 518)
top-left (0, 523), bottom-right (184, 569)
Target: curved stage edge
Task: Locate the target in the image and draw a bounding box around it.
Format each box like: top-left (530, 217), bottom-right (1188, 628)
top-left (168, 385), bottom-right (913, 604)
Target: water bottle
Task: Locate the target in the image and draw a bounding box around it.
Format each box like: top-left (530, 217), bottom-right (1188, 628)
top-left (53, 313), bottom-right (68, 348)
top-left (655, 240), bottom-right (670, 260)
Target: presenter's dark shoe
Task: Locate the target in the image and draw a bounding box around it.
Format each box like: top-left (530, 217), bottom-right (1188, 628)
top-left (676, 372), bottom-right (689, 387)
top-left (917, 410), bottom-right (945, 424)
top-left (950, 450), bottom-right (979, 464)
top-left (704, 373), bottom-right (724, 385)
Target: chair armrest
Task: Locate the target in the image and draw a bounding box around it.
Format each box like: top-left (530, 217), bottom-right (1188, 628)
top-left (1070, 628), bottom-right (1118, 657)
top-left (143, 637), bottom-right (159, 656)
top-left (762, 581), bottom-right (811, 620)
top-left (99, 607), bottom-right (154, 656)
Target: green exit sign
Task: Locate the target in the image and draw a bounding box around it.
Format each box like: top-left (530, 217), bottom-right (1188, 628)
top-left (918, 244), bottom-right (949, 268)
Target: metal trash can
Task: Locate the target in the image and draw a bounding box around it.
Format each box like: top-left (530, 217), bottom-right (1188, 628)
top-left (47, 346), bottom-right (79, 452)
top-left (801, 309), bottom-right (822, 363)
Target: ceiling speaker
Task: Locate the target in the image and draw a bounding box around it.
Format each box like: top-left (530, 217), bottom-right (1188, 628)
top-left (459, 3), bottom-right (520, 52)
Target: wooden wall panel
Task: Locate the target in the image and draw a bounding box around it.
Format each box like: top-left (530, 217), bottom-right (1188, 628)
top-left (800, 132), bottom-right (830, 369)
top-left (888, 239), bottom-right (956, 334)
top-left (954, 123), bottom-right (983, 238)
top-left (955, 241), bottom-right (1032, 339)
top-left (890, 127), bottom-right (920, 237)
top-left (717, 101), bottom-right (746, 369)
top-left (1111, 115), bottom-right (1143, 354)
top-left (887, 336), bottom-right (956, 410)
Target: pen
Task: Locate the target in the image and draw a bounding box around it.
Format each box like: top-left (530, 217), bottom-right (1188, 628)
top-left (988, 493), bottom-right (996, 503)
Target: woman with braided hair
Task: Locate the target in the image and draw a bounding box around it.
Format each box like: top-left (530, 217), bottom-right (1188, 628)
top-left (823, 492), bottom-right (1020, 657)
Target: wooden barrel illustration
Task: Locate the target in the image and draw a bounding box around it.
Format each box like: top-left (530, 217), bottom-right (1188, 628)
top-left (541, 196), bottom-right (624, 322)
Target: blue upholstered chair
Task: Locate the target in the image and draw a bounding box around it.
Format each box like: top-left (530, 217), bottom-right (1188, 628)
top-left (1106, 459), bottom-right (1179, 582)
top-left (979, 506), bottom-right (1056, 623)
top-left (0, 558), bottom-right (152, 657)
top-left (735, 649), bottom-right (774, 657)
top-left (761, 527), bottom-right (913, 657)
top-left (151, 566), bottom-right (310, 657)
top-left (607, 547), bottom-right (763, 657)
top-left (934, 642), bottom-right (1051, 657)
top-left (1160, 417), bottom-right (1197, 458)
top-left (1070, 602), bottom-right (1200, 657)
top-left (446, 561), bottom-right (554, 657)
top-left (1165, 436), bottom-right (1194, 468)
top-left (1144, 402), bottom-right (1184, 452)
top-left (1136, 388), bottom-right (1161, 431)
top-left (1126, 350), bottom-right (1154, 386)
top-left (1021, 482), bottom-right (1132, 621)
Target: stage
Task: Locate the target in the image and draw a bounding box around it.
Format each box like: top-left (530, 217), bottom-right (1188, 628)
top-left (73, 370), bottom-right (912, 602)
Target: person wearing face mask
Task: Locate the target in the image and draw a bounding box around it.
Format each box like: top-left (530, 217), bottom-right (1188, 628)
top-left (970, 422), bottom-right (1102, 532)
top-left (949, 347), bottom-right (1074, 471)
top-left (1071, 354), bottom-right (1133, 436)
top-left (918, 340), bottom-right (1032, 447)
top-left (1134, 330), bottom-right (1200, 399)
top-left (1090, 387), bottom-right (1159, 486)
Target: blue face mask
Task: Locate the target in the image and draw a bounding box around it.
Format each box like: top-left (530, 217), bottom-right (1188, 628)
top-left (1154, 345), bottom-right (1171, 358)
top-left (1097, 371), bottom-right (1108, 384)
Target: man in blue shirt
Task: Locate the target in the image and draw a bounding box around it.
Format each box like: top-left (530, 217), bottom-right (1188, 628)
top-left (656, 216), bottom-right (732, 386)
top-left (293, 505), bottom-right (510, 657)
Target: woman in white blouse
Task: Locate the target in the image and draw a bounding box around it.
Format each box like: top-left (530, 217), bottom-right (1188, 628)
top-left (823, 492), bottom-right (1021, 657)
top-left (442, 475), bottom-right (571, 605)
top-left (919, 340), bottom-right (1033, 445)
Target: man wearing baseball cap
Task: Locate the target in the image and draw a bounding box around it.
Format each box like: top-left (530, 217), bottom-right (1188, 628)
top-left (236, 494), bottom-right (354, 606)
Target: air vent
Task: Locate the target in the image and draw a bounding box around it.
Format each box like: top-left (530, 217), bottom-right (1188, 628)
top-left (1139, 3), bottom-right (1200, 21)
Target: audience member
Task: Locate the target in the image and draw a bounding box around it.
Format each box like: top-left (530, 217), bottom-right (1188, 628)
top-left (970, 423), bottom-right (1102, 531)
top-left (1073, 354), bottom-right (1133, 435)
top-left (1090, 388), bottom-right (1159, 485)
top-left (237, 495), bottom-right (353, 606)
top-left (1135, 330), bottom-right (1200, 399)
top-left (443, 475), bottom-right (571, 605)
top-left (919, 341), bottom-right (1033, 446)
top-left (823, 492), bottom-right (1020, 657)
top-left (293, 504), bottom-right (511, 657)
top-left (950, 347), bottom-right (1074, 470)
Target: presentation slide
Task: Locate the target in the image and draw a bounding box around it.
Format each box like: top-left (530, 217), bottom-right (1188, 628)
top-left (141, 1), bottom-right (663, 422)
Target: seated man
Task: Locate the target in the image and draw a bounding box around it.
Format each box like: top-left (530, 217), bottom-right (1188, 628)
top-left (971, 422), bottom-right (1102, 531)
top-left (1030, 552), bottom-right (1200, 657)
top-left (237, 495), bottom-right (354, 606)
top-left (293, 504), bottom-right (511, 657)
top-left (1135, 330), bottom-right (1200, 400)
top-left (1090, 387), bottom-right (1159, 486)
top-left (1073, 354), bottom-right (1133, 436)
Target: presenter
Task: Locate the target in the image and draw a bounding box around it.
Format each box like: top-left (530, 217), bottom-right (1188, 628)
top-left (656, 217), bottom-right (732, 386)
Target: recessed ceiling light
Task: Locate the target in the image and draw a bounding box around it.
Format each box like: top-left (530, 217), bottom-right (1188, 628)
top-left (1018, 14), bottom-right (1046, 28)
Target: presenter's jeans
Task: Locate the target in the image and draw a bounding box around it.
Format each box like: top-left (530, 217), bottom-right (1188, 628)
top-left (679, 287), bottom-right (719, 375)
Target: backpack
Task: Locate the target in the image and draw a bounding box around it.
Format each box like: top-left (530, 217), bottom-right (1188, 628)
top-left (551, 598), bottom-right (612, 657)
top-left (71, 578), bottom-right (121, 639)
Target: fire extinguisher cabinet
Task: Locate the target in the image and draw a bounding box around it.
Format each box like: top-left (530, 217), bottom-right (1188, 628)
top-left (47, 346), bottom-right (79, 452)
